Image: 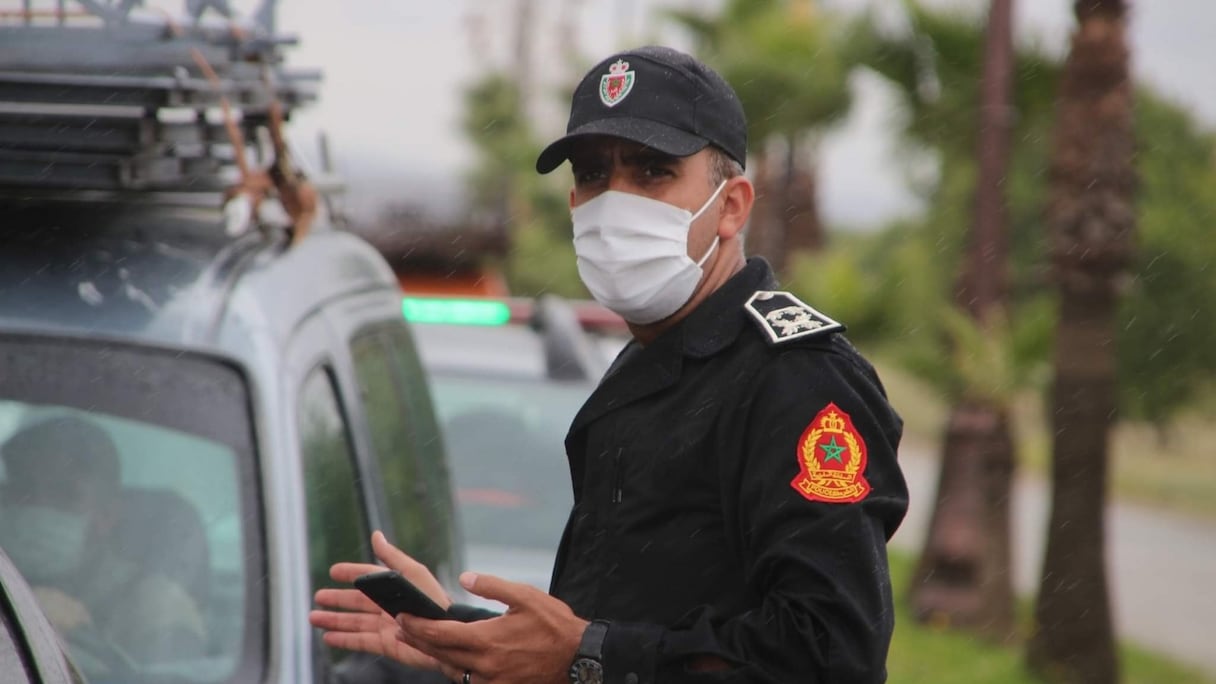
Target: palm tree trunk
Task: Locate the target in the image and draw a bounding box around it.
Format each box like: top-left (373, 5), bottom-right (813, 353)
top-left (746, 148), bottom-right (786, 274)
top-left (909, 0), bottom-right (1017, 641)
top-left (783, 135), bottom-right (826, 254)
top-left (1027, 1), bottom-right (1135, 681)
top-left (911, 399), bottom-right (1016, 639)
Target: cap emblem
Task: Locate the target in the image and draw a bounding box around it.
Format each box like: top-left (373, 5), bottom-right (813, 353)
top-left (599, 59), bottom-right (635, 108)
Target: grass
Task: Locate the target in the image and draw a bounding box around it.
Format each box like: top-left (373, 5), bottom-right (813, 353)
top-left (869, 354), bottom-right (1216, 521)
top-left (887, 552), bottom-right (1216, 683)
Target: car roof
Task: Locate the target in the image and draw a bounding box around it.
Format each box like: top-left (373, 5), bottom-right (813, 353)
top-left (408, 295), bottom-right (629, 383)
top-left (414, 323), bottom-right (551, 379)
top-left (0, 195), bottom-right (396, 354)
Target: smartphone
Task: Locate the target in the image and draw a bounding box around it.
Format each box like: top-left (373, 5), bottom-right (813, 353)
top-left (354, 570), bottom-right (453, 621)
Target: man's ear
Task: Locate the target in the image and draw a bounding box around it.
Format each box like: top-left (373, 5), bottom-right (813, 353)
top-left (569, 188), bottom-right (576, 210)
top-left (717, 177), bottom-right (754, 240)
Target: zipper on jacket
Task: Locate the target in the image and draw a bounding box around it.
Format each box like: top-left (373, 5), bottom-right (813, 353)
top-left (611, 447), bottom-right (623, 504)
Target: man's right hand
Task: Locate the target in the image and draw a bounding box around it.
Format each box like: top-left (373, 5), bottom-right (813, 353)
top-left (309, 531), bottom-right (451, 670)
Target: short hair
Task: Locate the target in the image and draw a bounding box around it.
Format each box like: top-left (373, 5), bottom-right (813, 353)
top-left (708, 145), bottom-right (744, 188)
top-left (1, 415), bottom-right (120, 494)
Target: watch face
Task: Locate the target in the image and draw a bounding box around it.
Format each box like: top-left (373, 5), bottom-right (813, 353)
top-left (569, 657), bottom-right (604, 684)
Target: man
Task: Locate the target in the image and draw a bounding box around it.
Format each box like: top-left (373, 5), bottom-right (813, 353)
top-left (311, 45), bottom-right (908, 683)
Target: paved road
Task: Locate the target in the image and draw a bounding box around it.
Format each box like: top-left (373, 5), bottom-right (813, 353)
top-left (891, 444), bottom-right (1216, 676)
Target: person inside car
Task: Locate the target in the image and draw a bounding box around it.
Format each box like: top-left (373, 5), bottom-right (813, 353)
top-left (0, 415), bottom-right (208, 668)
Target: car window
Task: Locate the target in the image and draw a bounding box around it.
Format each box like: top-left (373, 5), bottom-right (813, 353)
top-left (350, 327), bottom-right (455, 581)
top-left (298, 365), bottom-right (372, 596)
top-left (0, 336), bottom-right (263, 684)
top-left (426, 373), bottom-right (588, 551)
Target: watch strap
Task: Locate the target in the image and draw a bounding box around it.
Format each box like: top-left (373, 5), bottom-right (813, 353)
top-left (577, 620), bottom-right (610, 660)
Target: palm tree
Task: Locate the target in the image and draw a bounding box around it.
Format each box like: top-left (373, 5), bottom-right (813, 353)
top-left (1027, 0), bottom-right (1134, 680)
top-left (907, 0), bottom-right (1018, 641)
top-left (861, 2), bottom-right (1054, 640)
top-left (668, 0), bottom-right (856, 275)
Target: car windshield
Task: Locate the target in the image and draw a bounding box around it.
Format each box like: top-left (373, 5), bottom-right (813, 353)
top-left (426, 373), bottom-right (590, 551)
top-left (0, 336), bottom-right (262, 684)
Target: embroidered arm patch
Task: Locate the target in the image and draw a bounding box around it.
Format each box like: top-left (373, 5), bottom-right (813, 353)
top-left (791, 402), bottom-right (871, 503)
top-left (744, 291), bottom-right (844, 345)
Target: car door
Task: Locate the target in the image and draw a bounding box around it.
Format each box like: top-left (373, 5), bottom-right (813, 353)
top-left (293, 299), bottom-right (451, 684)
top-left (322, 291), bottom-right (461, 589)
top-left (0, 547), bottom-right (80, 684)
top-left (287, 310), bottom-right (378, 684)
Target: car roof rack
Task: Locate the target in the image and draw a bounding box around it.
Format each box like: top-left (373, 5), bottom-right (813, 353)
top-left (0, 1), bottom-right (319, 193)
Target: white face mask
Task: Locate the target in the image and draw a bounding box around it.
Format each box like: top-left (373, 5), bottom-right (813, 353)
top-left (0, 504), bottom-right (89, 583)
top-left (572, 181), bottom-right (727, 325)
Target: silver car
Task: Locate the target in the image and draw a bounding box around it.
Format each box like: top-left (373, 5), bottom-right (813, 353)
top-left (408, 294), bottom-right (627, 606)
top-left (1, 197), bottom-right (457, 684)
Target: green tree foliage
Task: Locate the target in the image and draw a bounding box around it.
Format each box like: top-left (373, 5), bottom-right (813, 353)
top-left (1119, 92), bottom-right (1216, 428)
top-left (670, 0), bottom-right (857, 142)
top-left (802, 3), bottom-right (1215, 427)
top-left (837, 4), bottom-right (1060, 404)
top-left (459, 74), bottom-right (586, 298)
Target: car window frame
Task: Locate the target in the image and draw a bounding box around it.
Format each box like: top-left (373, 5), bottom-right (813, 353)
top-left (348, 322), bottom-right (460, 584)
top-left (0, 332), bottom-right (264, 683)
top-left (318, 292), bottom-right (463, 586)
top-left (295, 360), bottom-right (375, 595)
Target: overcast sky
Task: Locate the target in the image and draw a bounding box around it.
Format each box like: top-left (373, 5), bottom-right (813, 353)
top-left (256, 0), bottom-right (1216, 227)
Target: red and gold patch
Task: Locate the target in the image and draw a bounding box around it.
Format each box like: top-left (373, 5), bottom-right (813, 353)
top-left (790, 402), bottom-right (871, 503)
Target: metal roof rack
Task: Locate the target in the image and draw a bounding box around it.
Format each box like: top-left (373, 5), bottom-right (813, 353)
top-left (0, 1), bottom-right (319, 193)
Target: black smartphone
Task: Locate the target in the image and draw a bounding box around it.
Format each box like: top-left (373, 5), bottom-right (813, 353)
top-left (354, 570), bottom-right (453, 621)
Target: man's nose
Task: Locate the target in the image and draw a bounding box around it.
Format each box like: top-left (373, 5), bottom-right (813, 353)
top-left (606, 170), bottom-right (636, 194)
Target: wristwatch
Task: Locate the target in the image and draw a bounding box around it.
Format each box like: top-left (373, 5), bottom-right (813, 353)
top-left (568, 620), bottom-right (609, 684)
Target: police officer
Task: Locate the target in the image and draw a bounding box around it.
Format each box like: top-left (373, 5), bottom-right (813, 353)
top-left (311, 45), bottom-right (908, 684)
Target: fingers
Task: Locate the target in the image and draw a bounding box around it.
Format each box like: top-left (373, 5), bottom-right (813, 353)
top-left (313, 587), bottom-right (381, 614)
top-left (372, 530), bottom-right (425, 573)
top-left (397, 614), bottom-right (483, 651)
top-left (435, 663), bottom-right (477, 684)
top-left (312, 608), bottom-right (443, 672)
top-left (329, 561), bottom-right (388, 584)
top-left (321, 627), bottom-right (439, 670)
top-left (309, 608), bottom-right (391, 634)
top-left (395, 622), bottom-right (481, 682)
top-left (370, 530), bottom-right (452, 609)
top-left (459, 572), bottom-right (537, 609)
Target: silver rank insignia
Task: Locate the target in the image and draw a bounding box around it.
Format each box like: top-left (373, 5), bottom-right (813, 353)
top-left (744, 291), bottom-right (845, 345)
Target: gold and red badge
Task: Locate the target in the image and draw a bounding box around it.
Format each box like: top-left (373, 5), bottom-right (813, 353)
top-left (790, 402), bottom-right (871, 503)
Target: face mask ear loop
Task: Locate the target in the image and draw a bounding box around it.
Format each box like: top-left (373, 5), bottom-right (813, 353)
top-left (690, 180), bottom-right (729, 223)
top-left (695, 236), bottom-right (720, 268)
top-left (690, 180), bottom-right (728, 267)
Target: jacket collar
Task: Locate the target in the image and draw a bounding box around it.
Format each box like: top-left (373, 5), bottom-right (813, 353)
top-left (680, 257), bottom-right (776, 358)
top-left (568, 258), bottom-right (776, 435)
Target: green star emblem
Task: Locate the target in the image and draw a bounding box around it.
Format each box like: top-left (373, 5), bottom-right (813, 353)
top-left (819, 436), bottom-right (846, 464)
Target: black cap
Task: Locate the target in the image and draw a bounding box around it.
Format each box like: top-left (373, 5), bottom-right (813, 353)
top-left (536, 46), bottom-right (747, 174)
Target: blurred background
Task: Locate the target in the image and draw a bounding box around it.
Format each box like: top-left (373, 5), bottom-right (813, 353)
top-left (271, 1), bottom-right (1215, 683)
top-left (17, 0), bottom-right (1202, 682)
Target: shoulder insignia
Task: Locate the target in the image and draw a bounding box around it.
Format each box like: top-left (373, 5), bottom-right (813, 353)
top-left (791, 402), bottom-right (871, 504)
top-left (744, 291), bottom-right (844, 346)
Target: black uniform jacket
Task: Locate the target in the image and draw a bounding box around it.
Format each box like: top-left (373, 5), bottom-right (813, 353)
top-left (551, 258), bottom-right (909, 683)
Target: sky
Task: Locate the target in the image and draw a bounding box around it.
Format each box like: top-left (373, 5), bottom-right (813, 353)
top-left (257, 0), bottom-right (1216, 228)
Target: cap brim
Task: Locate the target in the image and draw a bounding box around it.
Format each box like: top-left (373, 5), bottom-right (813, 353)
top-left (535, 118), bottom-right (709, 174)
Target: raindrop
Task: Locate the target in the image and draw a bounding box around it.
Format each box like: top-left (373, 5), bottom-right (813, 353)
top-left (78, 281), bottom-right (104, 306)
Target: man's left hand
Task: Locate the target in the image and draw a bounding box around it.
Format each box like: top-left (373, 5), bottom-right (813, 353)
top-left (397, 572), bottom-right (587, 684)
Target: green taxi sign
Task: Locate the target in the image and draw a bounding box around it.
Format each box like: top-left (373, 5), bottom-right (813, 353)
top-left (402, 297), bottom-right (511, 326)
